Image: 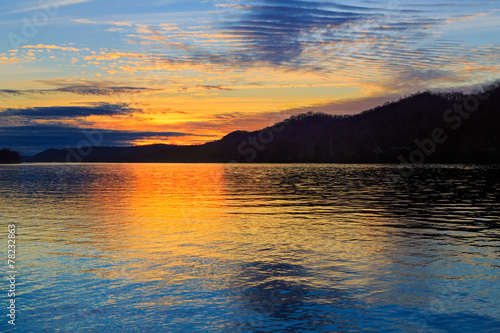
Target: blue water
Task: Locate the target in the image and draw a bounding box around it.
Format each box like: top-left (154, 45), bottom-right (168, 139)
top-left (0, 164), bottom-right (499, 332)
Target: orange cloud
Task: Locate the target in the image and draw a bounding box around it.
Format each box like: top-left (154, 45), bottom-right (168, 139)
top-left (19, 44), bottom-right (82, 52)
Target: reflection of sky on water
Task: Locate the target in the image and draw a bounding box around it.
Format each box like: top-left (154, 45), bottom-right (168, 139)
top-left (231, 260), bottom-right (362, 332)
top-left (0, 164), bottom-right (499, 332)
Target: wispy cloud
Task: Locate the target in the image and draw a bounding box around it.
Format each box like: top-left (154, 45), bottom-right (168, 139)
top-left (4, 0), bottom-right (92, 15)
top-left (0, 83), bottom-right (157, 96)
top-left (108, 0), bottom-right (498, 92)
top-left (196, 84), bottom-right (232, 91)
top-left (73, 18), bottom-right (133, 26)
top-left (19, 44), bottom-right (83, 52)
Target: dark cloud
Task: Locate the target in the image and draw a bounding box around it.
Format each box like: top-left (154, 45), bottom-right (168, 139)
top-left (0, 85), bottom-right (156, 96)
top-left (0, 125), bottom-right (194, 155)
top-left (126, 0), bottom-right (498, 94)
top-left (213, 112), bottom-right (247, 119)
top-left (219, 0), bottom-right (368, 65)
top-left (361, 1), bottom-right (492, 8)
top-left (0, 103), bottom-right (137, 119)
top-left (53, 85), bottom-right (154, 95)
top-left (212, 0), bottom-right (425, 67)
top-left (143, 0), bottom-right (454, 76)
top-left (0, 89), bottom-right (23, 96)
top-left (196, 84), bottom-right (233, 91)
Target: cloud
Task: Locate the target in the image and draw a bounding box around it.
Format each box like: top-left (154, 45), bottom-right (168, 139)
top-left (196, 84), bottom-right (232, 91)
top-left (2, 0), bottom-right (498, 119)
top-left (0, 84), bottom-right (156, 96)
top-left (83, 50), bottom-right (145, 61)
top-left (19, 44), bottom-right (82, 52)
top-left (212, 0), bottom-right (451, 71)
top-left (52, 85), bottom-right (154, 95)
top-left (0, 103), bottom-right (136, 119)
top-left (0, 124), bottom-right (194, 155)
top-left (108, 0), bottom-right (497, 94)
top-left (4, 0), bottom-right (92, 15)
top-left (113, 0), bottom-right (443, 81)
top-left (446, 12), bottom-right (488, 24)
top-left (73, 18), bottom-right (133, 26)
top-left (216, 0), bottom-right (378, 65)
top-left (13, 1), bottom-right (485, 95)
top-left (0, 89), bottom-right (23, 96)
top-left (0, 53), bottom-right (33, 65)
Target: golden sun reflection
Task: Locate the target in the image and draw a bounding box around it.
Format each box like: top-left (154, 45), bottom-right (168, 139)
top-left (75, 164), bottom-right (395, 288)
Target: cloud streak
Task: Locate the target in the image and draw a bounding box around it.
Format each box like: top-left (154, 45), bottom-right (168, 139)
top-left (0, 103), bottom-right (136, 119)
top-left (3, 0), bottom-right (92, 15)
top-left (0, 84), bottom-right (156, 96)
top-left (19, 44), bottom-right (83, 52)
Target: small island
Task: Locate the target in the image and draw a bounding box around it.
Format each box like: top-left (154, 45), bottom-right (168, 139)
top-left (0, 148), bottom-right (21, 164)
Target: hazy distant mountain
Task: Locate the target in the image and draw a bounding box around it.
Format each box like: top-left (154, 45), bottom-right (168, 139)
top-left (28, 81), bottom-right (500, 164)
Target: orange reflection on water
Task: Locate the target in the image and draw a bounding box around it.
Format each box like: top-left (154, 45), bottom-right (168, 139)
top-left (84, 164), bottom-right (232, 283)
top-left (15, 164), bottom-right (398, 291)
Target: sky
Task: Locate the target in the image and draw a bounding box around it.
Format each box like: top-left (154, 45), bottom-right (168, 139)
top-left (0, 0), bottom-right (499, 154)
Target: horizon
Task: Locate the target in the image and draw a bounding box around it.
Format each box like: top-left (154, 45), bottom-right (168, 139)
top-left (1, 0), bottom-right (500, 154)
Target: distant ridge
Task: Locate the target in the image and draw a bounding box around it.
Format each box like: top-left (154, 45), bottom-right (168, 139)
top-left (28, 81), bottom-right (500, 164)
top-left (0, 148), bottom-right (21, 164)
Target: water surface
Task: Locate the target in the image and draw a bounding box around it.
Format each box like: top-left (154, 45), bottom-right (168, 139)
top-left (0, 164), bottom-right (499, 332)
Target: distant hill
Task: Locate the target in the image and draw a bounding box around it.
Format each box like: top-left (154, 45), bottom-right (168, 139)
top-left (0, 148), bottom-right (21, 164)
top-left (29, 144), bottom-right (177, 162)
top-left (28, 81), bottom-right (500, 164)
